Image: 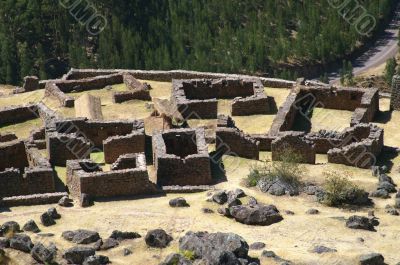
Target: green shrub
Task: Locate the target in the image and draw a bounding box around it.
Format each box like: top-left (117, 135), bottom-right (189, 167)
top-left (322, 171), bottom-right (366, 207)
top-left (180, 250), bottom-right (196, 261)
top-left (246, 149), bottom-right (305, 187)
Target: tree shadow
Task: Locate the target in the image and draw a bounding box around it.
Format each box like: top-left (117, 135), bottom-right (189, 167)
top-left (209, 150), bottom-right (227, 184)
top-left (376, 146), bottom-right (398, 172)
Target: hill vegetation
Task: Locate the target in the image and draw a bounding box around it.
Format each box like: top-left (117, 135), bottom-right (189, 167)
top-left (0, 0), bottom-right (396, 85)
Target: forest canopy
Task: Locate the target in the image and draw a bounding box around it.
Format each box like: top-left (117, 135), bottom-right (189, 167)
top-left (0, 0), bottom-right (396, 85)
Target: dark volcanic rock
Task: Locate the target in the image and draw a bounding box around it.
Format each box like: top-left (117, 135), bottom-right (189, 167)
top-left (0, 221), bottom-right (20, 236)
top-left (23, 220), bottom-right (40, 233)
top-left (47, 207), bottom-right (61, 219)
top-left (9, 234), bottom-right (33, 253)
top-left (31, 243), bottom-right (57, 264)
top-left (247, 196), bottom-right (258, 206)
top-left (311, 245), bottom-right (337, 254)
top-left (145, 229), bottom-right (173, 248)
top-left (169, 197), bottom-right (190, 207)
top-left (40, 212), bottom-right (55, 227)
top-left (62, 230), bottom-right (101, 244)
top-left (346, 216), bottom-right (378, 231)
top-left (109, 230), bottom-right (141, 241)
top-left (217, 207), bottom-right (232, 217)
top-left (80, 193), bottom-right (93, 207)
top-left (160, 253), bottom-right (192, 265)
top-left (63, 246), bottom-right (95, 264)
top-left (378, 181), bottom-right (397, 193)
top-left (227, 189), bottom-right (246, 200)
top-left (179, 231), bottom-right (249, 264)
top-left (212, 191), bottom-right (228, 205)
top-left (229, 204), bottom-right (283, 226)
top-left (0, 238), bottom-right (10, 248)
top-left (83, 255), bottom-right (110, 265)
top-left (58, 196), bottom-right (73, 207)
top-left (100, 238), bottom-right (119, 250)
top-left (370, 189), bottom-right (390, 199)
top-left (258, 178), bottom-right (300, 196)
top-left (249, 242), bottom-right (266, 250)
top-left (359, 253), bottom-right (385, 265)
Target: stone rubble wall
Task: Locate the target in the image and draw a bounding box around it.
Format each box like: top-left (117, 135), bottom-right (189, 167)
top-left (45, 82), bottom-right (75, 107)
top-left (0, 140), bottom-right (29, 171)
top-left (0, 132), bottom-right (17, 142)
top-left (153, 128), bottom-right (212, 186)
top-left (112, 90), bottom-right (151, 103)
top-left (103, 131), bottom-right (146, 164)
top-left (327, 124), bottom-right (384, 168)
top-left (66, 158), bottom-right (158, 199)
top-left (60, 68), bottom-right (295, 88)
top-left (0, 192), bottom-right (68, 207)
top-left (271, 131), bottom-right (316, 164)
top-left (0, 104), bottom-right (39, 125)
top-left (111, 153), bottom-right (139, 171)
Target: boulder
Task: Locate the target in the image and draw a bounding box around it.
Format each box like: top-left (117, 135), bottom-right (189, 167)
top-left (9, 234), bottom-right (33, 253)
top-left (62, 230), bottom-right (101, 244)
top-left (99, 238), bottom-right (119, 250)
top-left (217, 207), bottom-right (231, 217)
top-left (359, 253), bottom-right (385, 265)
top-left (179, 231), bottom-right (249, 264)
top-left (47, 207), bottom-right (61, 219)
top-left (145, 229), bottom-right (173, 248)
top-left (22, 220), bottom-right (40, 233)
top-left (311, 245), bottom-right (337, 254)
top-left (227, 189), bottom-right (246, 200)
top-left (58, 196), bottom-right (74, 207)
top-left (63, 246), bottom-right (96, 264)
top-left (346, 216), bottom-right (378, 231)
top-left (378, 174), bottom-right (395, 185)
top-left (83, 255), bottom-right (110, 265)
top-left (258, 178), bottom-right (300, 196)
top-left (0, 221), bottom-right (20, 236)
top-left (31, 243), bottom-right (57, 264)
top-left (40, 212), bottom-right (55, 227)
top-left (0, 238), bottom-right (9, 248)
top-left (247, 196), bottom-right (258, 206)
top-left (227, 198), bottom-right (242, 208)
top-left (169, 197), bottom-right (190, 207)
top-left (160, 253), bottom-right (192, 265)
top-left (80, 193), bottom-right (93, 208)
top-left (229, 204), bottom-right (283, 226)
top-left (370, 189), bottom-right (390, 199)
top-left (249, 242), bottom-right (266, 250)
top-left (378, 181), bottom-right (397, 193)
top-left (212, 191), bottom-right (228, 205)
top-left (386, 207), bottom-right (399, 216)
top-left (109, 230), bottom-right (141, 241)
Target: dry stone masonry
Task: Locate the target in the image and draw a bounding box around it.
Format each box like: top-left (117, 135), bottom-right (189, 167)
top-left (153, 128), bottom-right (212, 186)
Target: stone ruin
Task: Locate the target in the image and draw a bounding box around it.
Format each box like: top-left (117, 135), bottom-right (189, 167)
top-left (66, 153), bottom-right (157, 200)
top-left (171, 78), bottom-right (277, 119)
top-left (46, 118), bottom-right (145, 166)
top-left (152, 128), bottom-right (212, 186)
top-left (216, 115), bottom-right (260, 160)
top-left (75, 94), bottom-right (104, 120)
top-left (391, 75), bottom-right (400, 110)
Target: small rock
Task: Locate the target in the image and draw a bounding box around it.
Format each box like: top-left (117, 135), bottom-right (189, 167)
top-left (247, 196), bottom-right (258, 206)
top-left (47, 207), bottom-right (61, 219)
top-left (378, 174), bottom-right (394, 185)
top-left (145, 229), bottom-right (173, 248)
top-left (0, 238), bottom-right (9, 248)
top-left (359, 253), bottom-right (385, 265)
top-left (58, 196), bottom-right (73, 207)
top-left (212, 191), bottom-right (228, 205)
top-left (109, 230), bottom-right (141, 241)
top-left (249, 242), bottom-right (266, 250)
top-left (40, 212), bottom-right (55, 227)
top-left (395, 198), bottom-right (400, 209)
top-left (346, 216), bottom-right (378, 231)
top-left (306, 209), bottom-right (319, 215)
top-left (368, 211), bottom-right (375, 217)
top-left (22, 220), bottom-right (40, 233)
top-left (285, 210), bottom-right (295, 215)
top-left (227, 189), bottom-right (246, 200)
top-left (169, 197), bottom-right (190, 207)
top-left (217, 207), bottom-right (231, 217)
top-left (31, 243), bottom-right (57, 264)
top-left (83, 255), bottom-right (110, 265)
top-left (100, 238), bottom-right (119, 250)
top-left (311, 245), bottom-right (337, 254)
top-left (161, 253), bottom-right (191, 265)
top-left (80, 193), bottom-right (93, 207)
top-left (62, 230), bottom-right (101, 244)
top-left (230, 204), bottom-right (283, 226)
top-left (0, 221), bottom-right (20, 236)
top-left (386, 208), bottom-right (399, 216)
top-left (63, 246), bottom-right (95, 264)
top-left (123, 248), bottom-right (132, 256)
top-left (357, 238), bottom-right (365, 243)
top-left (93, 239), bottom-right (102, 251)
top-left (9, 234), bottom-right (33, 253)
top-left (378, 181), bottom-right (396, 193)
top-left (227, 198), bottom-right (242, 207)
top-left (201, 208), bottom-right (214, 214)
top-left (396, 191), bottom-right (400, 198)
top-left (370, 189), bottom-right (390, 199)
top-left (261, 250), bottom-right (277, 258)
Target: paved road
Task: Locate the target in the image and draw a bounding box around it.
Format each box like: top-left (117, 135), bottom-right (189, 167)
top-left (327, 6), bottom-right (400, 84)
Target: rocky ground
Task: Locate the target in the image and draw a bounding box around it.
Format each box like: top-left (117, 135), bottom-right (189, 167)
top-left (0, 81), bottom-right (400, 264)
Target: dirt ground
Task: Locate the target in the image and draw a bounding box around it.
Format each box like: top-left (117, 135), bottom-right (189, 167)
top-left (0, 81), bottom-right (400, 264)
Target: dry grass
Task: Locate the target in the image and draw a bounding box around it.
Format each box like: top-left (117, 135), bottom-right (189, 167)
top-left (0, 118), bottom-right (43, 139)
top-left (310, 108), bottom-right (353, 132)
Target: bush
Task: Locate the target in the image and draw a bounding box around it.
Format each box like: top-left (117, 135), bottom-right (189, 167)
top-left (180, 250), bottom-right (196, 261)
top-left (322, 171), bottom-right (367, 207)
top-left (246, 149), bottom-right (305, 187)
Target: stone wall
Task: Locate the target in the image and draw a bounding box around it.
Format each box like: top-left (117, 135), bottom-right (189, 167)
top-left (60, 68), bottom-right (295, 88)
top-left (0, 104), bottom-right (38, 125)
top-left (271, 131), bottom-right (316, 164)
top-left (0, 140), bottom-right (29, 171)
top-left (153, 128), bottom-right (212, 186)
top-left (327, 124), bottom-right (383, 168)
top-left (0, 132), bottom-right (17, 142)
top-left (216, 115), bottom-right (260, 160)
top-left (269, 93), bottom-right (299, 136)
top-left (45, 82), bottom-right (75, 107)
top-left (103, 131), bottom-right (146, 164)
top-left (66, 155), bottom-right (158, 199)
top-left (111, 153), bottom-right (138, 170)
top-left (391, 75), bottom-right (400, 110)
top-left (75, 94), bottom-right (104, 120)
top-left (112, 90), bottom-right (151, 103)
top-left (0, 192), bottom-right (68, 207)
